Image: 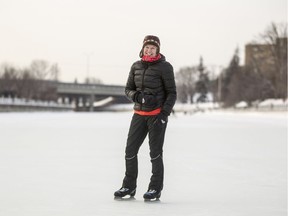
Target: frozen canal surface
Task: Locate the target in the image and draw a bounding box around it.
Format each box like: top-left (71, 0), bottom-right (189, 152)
top-left (0, 111), bottom-right (286, 216)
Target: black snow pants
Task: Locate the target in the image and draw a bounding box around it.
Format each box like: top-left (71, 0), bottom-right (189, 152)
top-left (122, 113), bottom-right (167, 191)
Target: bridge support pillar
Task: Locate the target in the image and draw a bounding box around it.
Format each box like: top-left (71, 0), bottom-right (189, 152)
top-left (89, 94), bottom-right (95, 112)
top-left (75, 97), bottom-right (79, 110)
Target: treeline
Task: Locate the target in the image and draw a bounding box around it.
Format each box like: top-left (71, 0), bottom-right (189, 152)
top-left (215, 48), bottom-right (280, 107)
top-left (0, 60), bottom-right (59, 101)
top-left (176, 22), bottom-right (287, 107)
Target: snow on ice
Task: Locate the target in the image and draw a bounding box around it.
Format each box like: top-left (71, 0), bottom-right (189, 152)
top-left (0, 111), bottom-right (286, 216)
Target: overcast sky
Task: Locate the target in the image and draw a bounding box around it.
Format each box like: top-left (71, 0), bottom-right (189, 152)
top-left (0, 0), bottom-right (287, 85)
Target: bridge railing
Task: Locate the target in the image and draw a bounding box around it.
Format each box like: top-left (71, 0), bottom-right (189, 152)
top-left (57, 82), bottom-right (125, 96)
top-left (0, 97), bottom-right (73, 109)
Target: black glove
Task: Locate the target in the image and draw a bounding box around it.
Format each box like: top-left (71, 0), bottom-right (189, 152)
top-left (133, 91), bottom-right (144, 103)
top-left (154, 111), bottom-right (168, 126)
top-left (134, 92), bottom-right (156, 106)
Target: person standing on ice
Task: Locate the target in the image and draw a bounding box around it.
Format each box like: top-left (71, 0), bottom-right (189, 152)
top-left (114, 35), bottom-right (177, 200)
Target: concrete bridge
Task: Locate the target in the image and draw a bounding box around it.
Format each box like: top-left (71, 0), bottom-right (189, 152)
top-left (56, 82), bottom-right (130, 111)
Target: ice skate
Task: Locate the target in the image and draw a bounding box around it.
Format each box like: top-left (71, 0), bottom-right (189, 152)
top-left (114, 187), bottom-right (136, 199)
top-left (143, 189), bottom-right (161, 201)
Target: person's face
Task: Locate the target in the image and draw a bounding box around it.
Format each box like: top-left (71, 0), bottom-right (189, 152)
top-left (143, 44), bottom-right (158, 57)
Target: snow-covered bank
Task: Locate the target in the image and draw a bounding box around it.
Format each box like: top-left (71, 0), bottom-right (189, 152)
top-left (0, 112), bottom-right (286, 216)
top-left (106, 100), bottom-right (287, 114)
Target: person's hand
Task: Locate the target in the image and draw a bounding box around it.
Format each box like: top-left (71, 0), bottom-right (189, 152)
top-left (134, 91), bottom-right (144, 103)
top-left (134, 92), bottom-right (157, 106)
top-left (154, 111), bottom-right (168, 126)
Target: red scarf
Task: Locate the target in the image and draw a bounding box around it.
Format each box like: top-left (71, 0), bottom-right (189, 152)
top-left (142, 54), bottom-right (161, 62)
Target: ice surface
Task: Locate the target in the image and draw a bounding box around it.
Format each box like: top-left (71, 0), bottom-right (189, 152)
top-left (0, 111), bottom-right (286, 216)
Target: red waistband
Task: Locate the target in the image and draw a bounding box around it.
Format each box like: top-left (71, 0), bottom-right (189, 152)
top-left (134, 108), bottom-right (161, 116)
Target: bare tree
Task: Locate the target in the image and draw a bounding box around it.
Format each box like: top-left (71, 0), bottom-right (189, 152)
top-left (0, 64), bottom-right (19, 98)
top-left (28, 60), bottom-right (59, 100)
top-left (16, 68), bottom-right (37, 99)
top-left (241, 67), bottom-right (275, 105)
top-left (259, 22), bottom-right (287, 44)
top-left (30, 60), bottom-right (60, 81)
top-left (0, 60), bottom-right (59, 101)
top-left (249, 22), bottom-right (287, 99)
top-left (175, 66), bottom-right (198, 103)
top-left (50, 63), bottom-right (60, 81)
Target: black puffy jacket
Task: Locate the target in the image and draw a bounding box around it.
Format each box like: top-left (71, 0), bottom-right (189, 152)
top-left (125, 54), bottom-right (177, 115)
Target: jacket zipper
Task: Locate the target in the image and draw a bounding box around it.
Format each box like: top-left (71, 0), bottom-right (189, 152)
top-left (140, 67), bottom-right (148, 110)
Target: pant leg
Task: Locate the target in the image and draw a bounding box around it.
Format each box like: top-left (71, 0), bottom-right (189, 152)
top-left (147, 116), bottom-right (168, 191)
top-left (122, 114), bottom-right (148, 189)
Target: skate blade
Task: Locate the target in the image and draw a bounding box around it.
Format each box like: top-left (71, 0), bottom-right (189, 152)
top-left (144, 198), bottom-right (160, 202)
top-left (114, 196), bottom-right (136, 201)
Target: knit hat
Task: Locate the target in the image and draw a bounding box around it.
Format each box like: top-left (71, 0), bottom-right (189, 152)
top-left (139, 35), bottom-right (161, 57)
